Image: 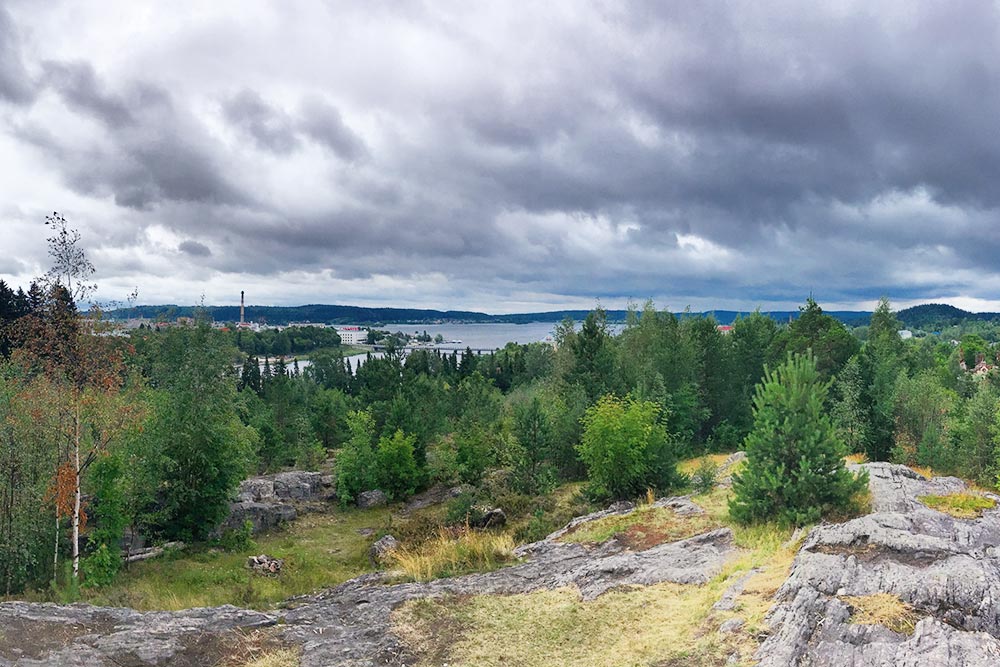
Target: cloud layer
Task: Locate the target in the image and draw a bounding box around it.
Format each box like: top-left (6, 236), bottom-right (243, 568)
top-left (2, 0), bottom-right (999, 313)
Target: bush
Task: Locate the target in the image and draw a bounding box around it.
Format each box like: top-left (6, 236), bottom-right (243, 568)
top-left (691, 458), bottom-right (719, 494)
top-left (730, 353), bottom-right (868, 526)
top-left (577, 394), bottom-right (682, 501)
top-left (217, 520), bottom-right (257, 553)
top-left (376, 429), bottom-right (420, 500)
top-left (335, 410), bottom-right (378, 506)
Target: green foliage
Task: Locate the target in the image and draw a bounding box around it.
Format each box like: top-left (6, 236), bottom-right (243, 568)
top-left (691, 458), bottom-right (719, 494)
top-left (577, 394), bottom-right (682, 501)
top-left (731, 353), bottom-right (868, 526)
top-left (148, 324), bottom-right (254, 541)
top-left (217, 520), bottom-right (257, 553)
top-left (335, 410), bottom-right (378, 505)
top-left (376, 430), bottom-right (420, 500)
top-left (772, 298), bottom-right (859, 379)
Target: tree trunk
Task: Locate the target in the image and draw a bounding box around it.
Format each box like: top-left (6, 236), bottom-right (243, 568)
top-left (72, 401), bottom-right (81, 581)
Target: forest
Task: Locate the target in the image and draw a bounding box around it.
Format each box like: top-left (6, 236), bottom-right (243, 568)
top-left (1, 222), bottom-right (999, 598)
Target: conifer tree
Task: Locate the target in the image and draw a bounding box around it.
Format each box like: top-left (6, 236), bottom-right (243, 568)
top-left (730, 352), bottom-right (867, 525)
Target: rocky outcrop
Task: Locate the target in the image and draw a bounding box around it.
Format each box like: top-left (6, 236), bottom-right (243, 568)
top-left (368, 535), bottom-right (400, 565)
top-left (357, 489), bottom-right (388, 508)
top-left (280, 498), bottom-right (734, 666)
top-left (221, 471), bottom-right (333, 535)
top-left (0, 496), bottom-right (735, 666)
top-left (757, 462), bottom-right (1000, 666)
top-left (0, 602), bottom-right (276, 666)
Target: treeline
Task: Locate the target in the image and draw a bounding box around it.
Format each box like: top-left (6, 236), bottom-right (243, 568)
top-left (4, 220), bottom-right (1000, 597)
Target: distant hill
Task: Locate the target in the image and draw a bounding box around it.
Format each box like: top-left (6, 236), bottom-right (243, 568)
top-left (102, 303), bottom-right (874, 326)
top-left (896, 303), bottom-right (1000, 330)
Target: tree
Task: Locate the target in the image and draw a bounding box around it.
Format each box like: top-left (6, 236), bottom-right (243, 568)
top-left (149, 324), bottom-right (254, 541)
top-left (335, 410), bottom-right (378, 505)
top-left (771, 298), bottom-right (859, 378)
top-left (730, 353), bottom-right (867, 526)
top-left (577, 394), bottom-right (682, 500)
top-left (376, 430), bottom-right (419, 500)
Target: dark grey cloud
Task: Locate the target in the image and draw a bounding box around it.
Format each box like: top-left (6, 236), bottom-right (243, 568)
top-left (178, 240), bottom-right (211, 257)
top-left (299, 97), bottom-right (366, 160)
top-left (0, 7), bottom-right (34, 104)
top-left (4, 1), bottom-right (1000, 311)
top-left (223, 89), bottom-right (299, 154)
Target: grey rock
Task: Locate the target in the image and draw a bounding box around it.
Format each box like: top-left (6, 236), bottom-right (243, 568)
top-left (470, 506), bottom-right (507, 529)
top-left (247, 553), bottom-right (284, 575)
top-left (236, 477), bottom-right (275, 503)
top-left (757, 462), bottom-right (1000, 667)
top-left (713, 568), bottom-right (759, 612)
top-left (719, 617), bottom-right (745, 634)
top-left (357, 489), bottom-right (388, 509)
top-left (282, 526), bottom-right (736, 665)
top-left (368, 535), bottom-right (400, 566)
top-left (222, 500), bottom-right (296, 534)
top-left (0, 601), bottom-right (276, 666)
top-left (273, 471), bottom-right (323, 500)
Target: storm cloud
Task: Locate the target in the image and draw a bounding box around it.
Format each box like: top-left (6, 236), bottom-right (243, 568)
top-left (2, 1), bottom-right (1000, 312)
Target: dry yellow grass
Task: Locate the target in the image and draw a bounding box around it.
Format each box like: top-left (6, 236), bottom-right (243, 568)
top-left (393, 484), bottom-right (802, 667)
top-left (919, 492), bottom-right (996, 519)
top-left (218, 629), bottom-right (301, 667)
top-left (844, 453), bottom-right (869, 465)
top-left (678, 453), bottom-right (732, 476)
top-left (841, 593), bottom-right (921, 635)
top-left (389, 527), bottom-right (516, 582)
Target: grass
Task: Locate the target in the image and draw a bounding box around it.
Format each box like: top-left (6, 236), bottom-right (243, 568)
top-left (79, 507), bottom-right (391, 611)
top-left (918, 492), bottom-right (996, 519)
top-left (389, 527), bottom-right (516, 581)
top-left (220, 629), bottom-right (301, 667)
top-left (844, 453), bottom-right (869, 465)
top-left (678, 453), bottom-right (731, 477)
top-left (558, 505), bottom-right (719, 550)
top-left (392, 472), bottom-right (804, 667)
top-left (841, 593), bottom-right (921, 635)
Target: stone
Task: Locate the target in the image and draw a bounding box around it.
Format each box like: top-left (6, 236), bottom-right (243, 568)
top-left (0, 602), bottom-right (277, 666)
top-left (222, 500), bottom-right (296, 534)
top-left (368, 535), bottom-right (400, 566)
top-left (272, 471), bottom-right (323, 500)
top-left (470, 506), bottom-right (507, 529)
top-left (247, 554), bottom-right (284, 576)
top-left (357, 489), bottom-right (388, 508)
top-left (719, 617), bottom-right (745, 634)
top-left (236, 477), bottom-right (275, 503)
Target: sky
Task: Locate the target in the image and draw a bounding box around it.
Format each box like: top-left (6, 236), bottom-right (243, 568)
top-left (2, 1), bottom-right (1000, 314)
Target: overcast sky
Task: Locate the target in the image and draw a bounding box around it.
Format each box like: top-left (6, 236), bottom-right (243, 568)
top-left (2, 1), bottom-right (1000, 314)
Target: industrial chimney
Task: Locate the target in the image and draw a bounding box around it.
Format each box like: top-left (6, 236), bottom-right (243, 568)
top-left (240, 290), bottom-right (245, 325)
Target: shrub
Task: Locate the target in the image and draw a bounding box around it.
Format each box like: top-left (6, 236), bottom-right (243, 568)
top-left (690, 458), bottom-right (719, 494)
top-left (335, 410), bottom-right (378, 505)
top-left (376, 429), bottom-right (420, 500)
top-left (217, 519), bottom-right (257, 553)
top-left (577, 394), bottom-right (682, 501)
top-left (730, 353), bottom-right (868, 526)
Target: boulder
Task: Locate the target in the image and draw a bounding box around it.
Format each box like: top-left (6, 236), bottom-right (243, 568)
top-left (368, 535), bottom-right (400, 566)
top-left (223, 501), bottom-right (296, 534)
top-left (272, 471), bottom-right (323, 500)
top-left (470, 506), bottom-right (507, 529)
top-left (357, 489), bottom-right (388, 508)
top-left (236, 477), bottom-right (275, 503)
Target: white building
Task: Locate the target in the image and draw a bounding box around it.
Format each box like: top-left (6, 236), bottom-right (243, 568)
top-left (336, 326), bottom-right (368, 345)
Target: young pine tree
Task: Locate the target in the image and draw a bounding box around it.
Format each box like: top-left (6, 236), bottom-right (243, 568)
top-left (730, 353), bottom-right (867, 526)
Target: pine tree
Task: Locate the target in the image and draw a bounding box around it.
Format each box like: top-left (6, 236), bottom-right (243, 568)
top-left (730, 353), bottom-right (867, 526)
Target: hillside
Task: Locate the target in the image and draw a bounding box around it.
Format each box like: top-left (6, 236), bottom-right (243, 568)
top-left (4, 459), bottom-right (1000, 666)
top-left (102, 303), bottom-right (874, 326)
top-left (896, 303), bottom-right (1000, 330)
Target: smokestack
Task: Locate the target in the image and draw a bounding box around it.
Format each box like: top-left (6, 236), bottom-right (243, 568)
top-left (240, 290), bottom-right (245, 325)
